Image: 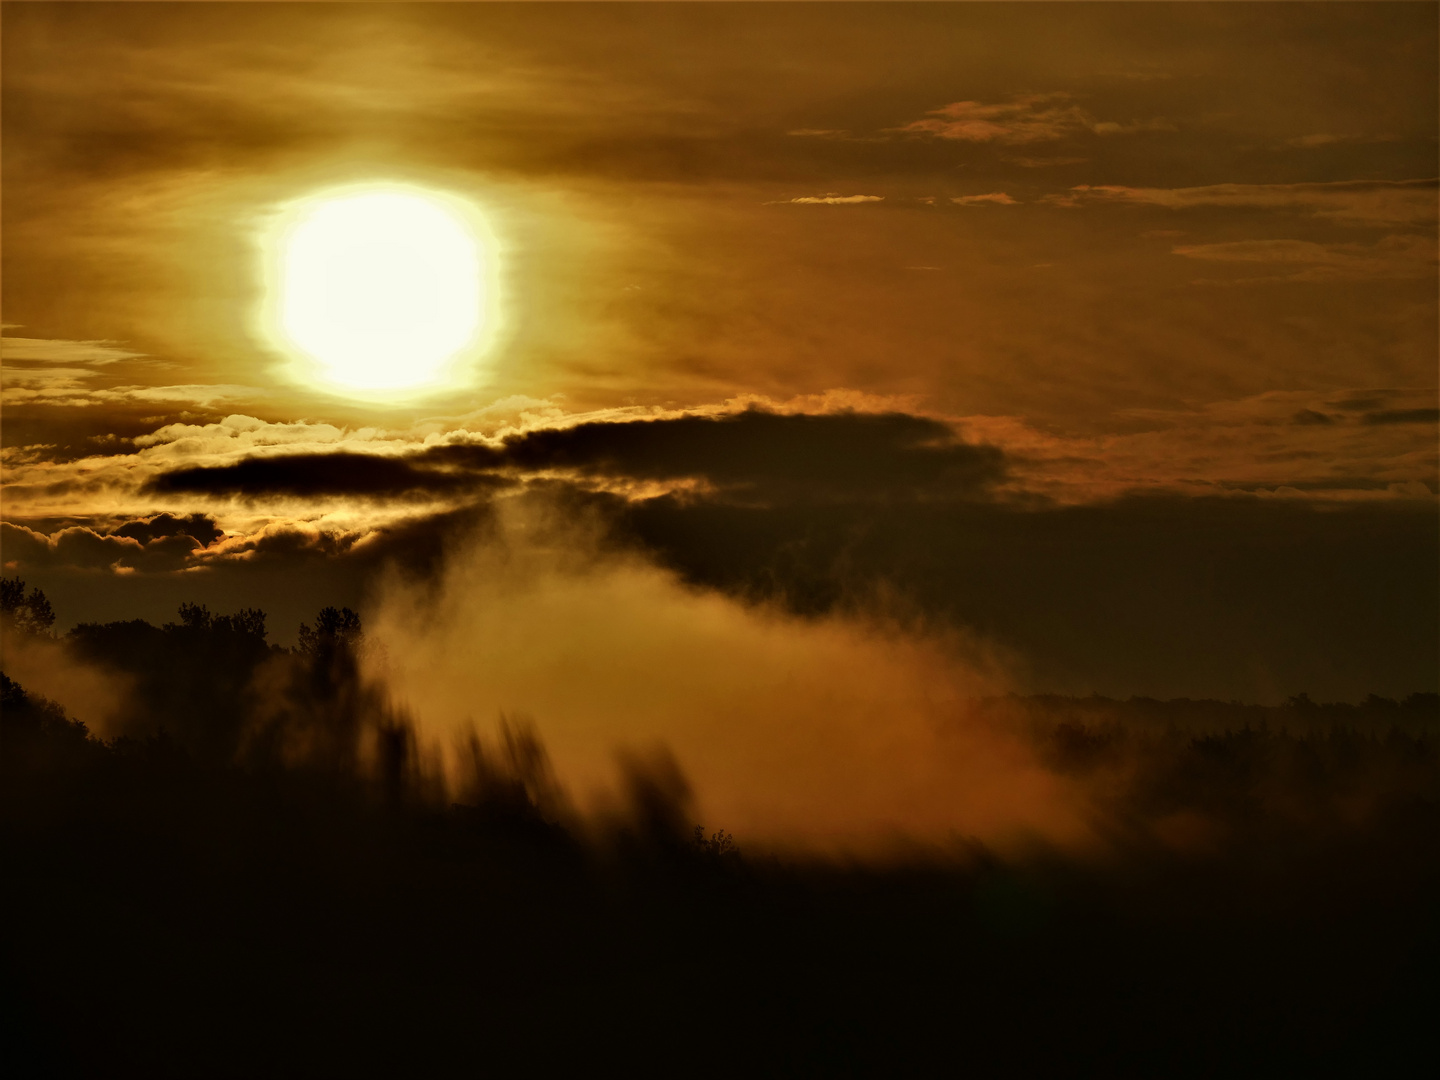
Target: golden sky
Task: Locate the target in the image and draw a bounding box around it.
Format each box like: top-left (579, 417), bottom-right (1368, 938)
top-left (2, 2), bottom-right (1437, 702)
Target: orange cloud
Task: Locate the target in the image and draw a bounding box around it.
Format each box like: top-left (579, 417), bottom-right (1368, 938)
top-left (952, 193), bottom-right (1018, 206)
top-left (775, 193), bottom-right (884, 205)
top-left (899, 93), bottom-right (1170, 144)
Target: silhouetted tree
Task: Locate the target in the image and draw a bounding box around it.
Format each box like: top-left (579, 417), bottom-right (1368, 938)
top-left (175, 601), bottom-right (267, 639)
top-left (0, 671), bottom-right (87, 750)
top-left (692, 826), bottom-right (739, 860)
top-left (296, 606), bottom-right (363, 658)
top-left (66, 601), bottom-right (273, 759)
top-left (244, 605), bottom-right (405, 781)
top-left (3, 636), bottom-right (1437, 1078)
top-left (0, 576), bottom-right (55, 637)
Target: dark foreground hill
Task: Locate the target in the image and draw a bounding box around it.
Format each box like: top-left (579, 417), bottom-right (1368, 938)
top-left (2, 597), bottom-right (1438, 1075)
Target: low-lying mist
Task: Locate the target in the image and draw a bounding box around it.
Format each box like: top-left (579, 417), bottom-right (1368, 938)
top-left (366, 501), bottom-right (1090, 852)
top-left (6, 546), bottom-right (1436, 1074)
top-left (10, 495), bottom-right (1436, 860)
top-left (0, 627), bottom-right (134, 738)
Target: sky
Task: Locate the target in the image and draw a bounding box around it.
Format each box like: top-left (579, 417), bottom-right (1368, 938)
top-left (2, 1), bottom-right (1437, 705)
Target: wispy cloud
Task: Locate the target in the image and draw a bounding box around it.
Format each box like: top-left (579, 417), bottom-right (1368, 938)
top-left (773, 193), bottom-right (885, 205)
top-left (1048, 178), bottom-right (1437, 227)
top-left (951, 193), bottom-right (1017, 206)
top-left (964, 388), bottom-right (1439, 504)
top-left (897, 93), bottom-right (1171, 144)
top-left (3, 368), bottom-right (103, 391)
top-left (0, 336), bottom-right (145, 365)
top-left (3, 384), bottom-right (266, 408)
top-left (0, 334), bottom-right (255, 407)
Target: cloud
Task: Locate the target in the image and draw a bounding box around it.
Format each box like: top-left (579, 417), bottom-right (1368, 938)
top-left (1172, 234), bottom-right (1436, 282)
top-left (10, 387), bottom-right (1431, 536)
top-left (0, 501), bottom-right (493, 582)
top-left (142, 409), bottom-right (1009, 506)
top-left (0, 409), bottom-right (498, 519)
top-left (6, 474), bottom-right (1434, 705)
top-left (2, 522), bottom-right (146, 571)
top-left (1052, 179), bottom-right (1437, 226)
top-left (119, 385), bottom-right (265, 405)
top-left (0, 336), bottom-right (144, 365)
top-left (0, 335), bottom-right (246, 409)
top-left (1090, 120), bottom-right (1175, 136)
top-left (899, 94), bottom-right (1084, 144)
top-left (775, 193), bottom-right (884, 205)
top-left (1363, 409), bottom-right (1440, 426)
top-left (197, 521), bottom-right (364, 564)
top-left (132, 414), bottom-right (356, 453)
top-left (176, 503), bottom-right (496, 584)
top-left (959, 387), bottom-right (1438, 506)
top-left (951, 193), bottom-right (1018, 206)
top-left (3, 383), bottom-right (265, 408)
top-left (111, 512), bottom-right (224, 546)
top-left (897, 93), bottom-right (1170, 145)
top-left (494, 408), bottom-right (1006, 502)
top-left (0, 334), bottom-right (158, 400)
top-left (0, 512), bottom-right (236, 574)
top-left (147, 451), bottom-right (506, 500)
top-left (3, 368), bottom-right (105, 391)
top-left (1002, 155), bottom-right (1088, 168)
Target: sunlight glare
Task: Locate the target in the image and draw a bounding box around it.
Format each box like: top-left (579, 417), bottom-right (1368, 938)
top-left (276, 187), bottom-right (491, 393)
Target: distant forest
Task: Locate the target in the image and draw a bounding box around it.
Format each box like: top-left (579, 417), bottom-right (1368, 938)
top-left (3, 577), bottom-right (1437, 1075)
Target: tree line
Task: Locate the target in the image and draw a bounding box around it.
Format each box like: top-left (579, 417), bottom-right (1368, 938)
top-left (2, 575), bottom-right (1436, 1075)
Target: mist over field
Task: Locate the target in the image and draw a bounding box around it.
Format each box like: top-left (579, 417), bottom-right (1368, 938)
top-left (5, 556), bottom-right (1439, 1072)
top-left (365, 505), bottom-right (1087, 851)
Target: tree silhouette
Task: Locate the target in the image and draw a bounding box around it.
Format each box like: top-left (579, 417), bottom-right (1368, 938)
top-left (0, 576), bottom-right (55, 637)
top-left (4, 588), bottom-right (1438, 1076)
top-left (296, 605), bottom-right (363, 657)
top-left (175, 601), bottom-right (267, 639)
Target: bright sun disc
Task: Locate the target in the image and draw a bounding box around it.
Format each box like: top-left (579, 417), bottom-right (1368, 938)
top-left (273, 187), bottom-right (493, 393)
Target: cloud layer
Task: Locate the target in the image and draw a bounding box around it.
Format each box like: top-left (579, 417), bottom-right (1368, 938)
top-left (897, 93), bottom-right (1171, 145)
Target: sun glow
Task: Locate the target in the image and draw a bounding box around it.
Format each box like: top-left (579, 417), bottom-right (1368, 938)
top-left (267, 185), bottom-right (497, 395)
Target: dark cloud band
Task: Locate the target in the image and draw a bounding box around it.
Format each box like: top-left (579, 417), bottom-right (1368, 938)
top-left (146, 450), bottom-right (497, 499)
top-left (145, 409), bottom-right (1008, 503)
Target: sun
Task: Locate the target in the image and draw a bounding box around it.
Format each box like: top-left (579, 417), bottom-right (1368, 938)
top-left (264, 184), bottom-right (498, 396)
